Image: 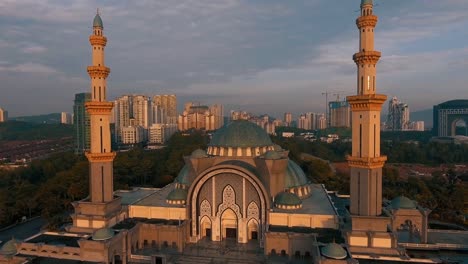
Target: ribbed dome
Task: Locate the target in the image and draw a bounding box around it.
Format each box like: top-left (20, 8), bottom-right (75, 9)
top-left (209, 120), bottom-right (273, 148)
top-left (390, 196), bottom-right (417, 209)
top-left (93, 13), bottom-right (103, 28)
top-left (361, 0), bottom-right (373, 5)
top-left (0, 239), bottom-right (18, 256)
top-left (321, 243), bottom-right (347, 260)
top-left (191, 149), bottom-right (208, 158)
top-left (275, 192), bottom-right (301, 206)
top-left (285, 160), bottom-right (309, 188)
top-left (167, 188), bottom-right (188, 201)
top-left (175, 165), bottom-right (190, 185)
top-left (92, 228), bottom-right (114, 241)
top-left (264, 151), bottom-right (282, 160)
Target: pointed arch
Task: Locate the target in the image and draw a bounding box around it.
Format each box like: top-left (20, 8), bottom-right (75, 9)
top-left (247, 201), bottom-right (259, 221)
top-left (200, 199), bottom-right (211, 217)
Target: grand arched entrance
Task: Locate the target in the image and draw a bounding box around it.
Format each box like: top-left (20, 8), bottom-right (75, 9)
top-left (452, 119), bottom-right (468, 136)
top-left (187, 164), bottom-right (270, 245)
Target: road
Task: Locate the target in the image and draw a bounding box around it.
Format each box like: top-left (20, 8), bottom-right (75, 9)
top-left (0, 217), bottom-right (46, 245)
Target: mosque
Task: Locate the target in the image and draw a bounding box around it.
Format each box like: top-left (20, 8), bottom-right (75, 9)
top-left (1, 1), bottom-right (467, 264)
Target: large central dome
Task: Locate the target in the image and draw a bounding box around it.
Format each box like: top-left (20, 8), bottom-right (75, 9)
top-left (209, 120), bottom-right (273, 148)
top-left (207, 120), bottom-right (275, 157)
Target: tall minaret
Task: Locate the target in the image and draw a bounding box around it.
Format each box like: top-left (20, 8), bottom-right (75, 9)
top-left (347, 0), bottom-right (387, 216)
top-left (70, 10), bottom-right (122, 233)
top-left (85, 10), bottom-right (115, 203)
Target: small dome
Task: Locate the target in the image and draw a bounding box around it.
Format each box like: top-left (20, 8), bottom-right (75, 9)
top-left (390, 196), bottom-right (417, 209)
top-left (92, 228), bottom-right (114, 241)
top-left (167, 188), bottom-right (188, 201)
top-left (191, 149), bottom-right (208, 158)
top-left (209, 120), bottom-right (273, 148)
top-left (275, 192), bottom-right (302, 206)
top-left (175, 165), bottom-right (190, 185)
top-left (285, 160), bottom-right (309, 188)
top-left (264, 151), bottom-right (282, 160)
top-left (321, 243), bottom-right (347, 260)
top-left (273, 144), bottom-right (283, 151)
top-left (0, 239), bottom-right (18, 256)
top-left (361, 0), bottom-right (373, 5)
top-left (93, 13), bottom-right (103, 28)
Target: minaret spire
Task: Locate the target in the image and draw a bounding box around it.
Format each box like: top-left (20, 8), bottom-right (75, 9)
top-left (70, 11), bottom-right (122, 232)
top-left (346, 0), bottom-right (387, 216)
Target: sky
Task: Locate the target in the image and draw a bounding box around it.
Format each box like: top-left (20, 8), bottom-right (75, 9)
top-left (0, 0), bottom-right (467, 118)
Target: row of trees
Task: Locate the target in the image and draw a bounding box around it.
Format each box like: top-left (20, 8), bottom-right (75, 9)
top-left (0, 131), bottom-right (208, 229)
top-left (1, 129), bottom-right (466, 228)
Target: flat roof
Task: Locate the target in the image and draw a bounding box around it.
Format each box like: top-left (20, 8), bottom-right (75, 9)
top-left (273, 184), bottom-right (337, 216)
top-left (26, 234), bottom-right (84, 247)
top-left (133, 183), bottom-right (183, 207)
top-left (115, 187), bottom-right (159, 205)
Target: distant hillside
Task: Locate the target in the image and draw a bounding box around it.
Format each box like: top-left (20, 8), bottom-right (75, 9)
top-left (12, 113), bottom-right (62, 124)
top-left (0, 121), bottom-right (73, 140)
top-left (411, 109), bottom-right (433, 129)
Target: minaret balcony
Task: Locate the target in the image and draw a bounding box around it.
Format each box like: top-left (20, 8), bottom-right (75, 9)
top-left (85, 101), bottom-right (114, 114)
top-left (356, 15), bottom-right (378, 28)
top-left (346, 155), bottom-right (387, 169)
top-left (89, 35), bottom-right (107, 46)
top-left (347, 94), bottom-right (387, 111)
top-left (85, 152), bottom-right (116, 162)
top-left (87, 66), bottom-right (110, 78)
top-left (353, 51), bottom-right (381, 65)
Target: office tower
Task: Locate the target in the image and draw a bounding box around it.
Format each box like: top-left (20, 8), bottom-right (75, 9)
top-left (73, 93), bottom-right (91, 153)
top-left (386, 96), bottom-right (410, 131)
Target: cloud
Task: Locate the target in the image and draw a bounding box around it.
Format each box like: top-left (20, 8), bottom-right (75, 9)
top-left (0, 63), bottom-right (58, 74)
top-left (21, 44), bottom-right (47, 54)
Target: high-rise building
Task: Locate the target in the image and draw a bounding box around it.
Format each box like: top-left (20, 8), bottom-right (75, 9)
top-left (70, 12), bottom-right (122, 232)
top-left (153, 94), bottom-right (177, 124)
top-left (178, 102), bottom-right (223, 131)
top-left (433, 100), bottom-right (468, 137)
top-left (386, 96), bottom-right (410, 131)
top-left (329, 101), bottom-right (351, 128)
top-left (315, 113), bottom-right (327, 130)
top-left (73, 93), bottom-right (91, 153)
top-left (297, 114), bottom-right (310, 130)
top-left (61, 112), bottom-right (73, 124)
top-left (346, 0), bottom-right (396, 254)
top-left (114, 95), bottom-right (151, 142)
top-left (148, 123), bottom-right (178, 144)
top-left (121, 126), bottom-right (146, 144)
top-left (231, 110), bottom-right (251, 121)
top-left (0, 107), bottom-right (8, 122)
top-left (284, 113), bottom-right (292, 127)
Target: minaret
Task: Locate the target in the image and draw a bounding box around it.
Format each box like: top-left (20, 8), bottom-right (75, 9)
top-left (70, 11), bottom-right (122, 232)
top-left (85, 10), bottom-right (115, 203)
top-left (347, 0), bottom-right (387, 216)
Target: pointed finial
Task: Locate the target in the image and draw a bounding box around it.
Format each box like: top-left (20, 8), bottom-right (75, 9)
top-left (97, 8), bottom-right (100, 15)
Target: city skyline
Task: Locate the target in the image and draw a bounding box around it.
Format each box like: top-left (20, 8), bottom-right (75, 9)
top-left (1, 1), bottom-right (467, 117)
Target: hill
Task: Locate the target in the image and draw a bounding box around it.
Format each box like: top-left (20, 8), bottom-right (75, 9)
top-left (0, 121), bottom-right (73, 140)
